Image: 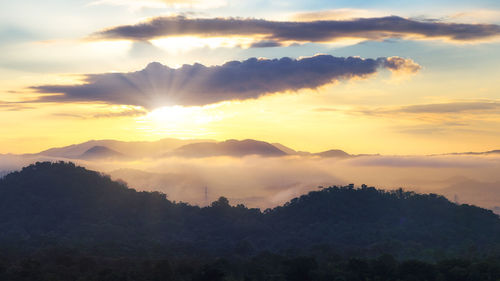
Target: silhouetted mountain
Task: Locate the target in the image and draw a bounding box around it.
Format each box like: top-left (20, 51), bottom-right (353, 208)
top-left (436, 149), bottom-right (500, 156)
top-left (315, 149), bottom-right (351, 158)
top-left (28, 138), bottom-right (360, 159)
top-left (79, 146), bottom-right (126, 160)
top-left (170, 139), bottom-right (288, 157)
top-left (269, 144), bottom-right (352, 158)
top-left (36, 138), bottom-right (214, 159)
top-left (1, 162), bottom-right (500, 259)
top-left (271, 143), bottom-right (297, 154)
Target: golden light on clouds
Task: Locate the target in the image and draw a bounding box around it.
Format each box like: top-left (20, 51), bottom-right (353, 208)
top-left (150, 36), bottom-right (261, 53)
top-left (290, 8), bottom-right (387, 21)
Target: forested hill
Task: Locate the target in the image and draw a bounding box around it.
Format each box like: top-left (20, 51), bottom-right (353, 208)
top-left (1, 162), bottom-right (500, 259)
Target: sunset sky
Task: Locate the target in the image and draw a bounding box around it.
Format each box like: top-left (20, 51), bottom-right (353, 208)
top-left (1, 0), bottom-right (500, 155)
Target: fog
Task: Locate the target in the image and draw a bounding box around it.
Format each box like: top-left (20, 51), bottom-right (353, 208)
top-left (1, 153), bottom-right (500, 212)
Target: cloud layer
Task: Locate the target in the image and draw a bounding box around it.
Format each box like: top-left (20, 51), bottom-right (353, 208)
top-left (31, 55), bottom-right (420, 109)
top-left (395, 101), bottom-right (500, 114)
top-left (91, 16), bottom-right (500, 44)
top-left (358, 101), bottom-right (500, 116)
top-left (3, 152), bottom-right (500, 211)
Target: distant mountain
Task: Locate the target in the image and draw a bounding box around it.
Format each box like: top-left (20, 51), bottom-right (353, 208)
top-left (170, 139), bottom-right (288, 157)
top-left (315, 149), bottom-right (351, 158)
top-left (270, 144), bottom-right (352, 158)
top-left (271, 143), bottom-right (297, 154)
top-left (79, 146), bottom-right (126, 160)
top-left (36, 138), bottom-right (215, 159)
top-left (1, 162), bottom-right (500, 259)
top-left (27, 138), bottom-right (360, 159)
top-left (438, 149), bottom-right (500, 156)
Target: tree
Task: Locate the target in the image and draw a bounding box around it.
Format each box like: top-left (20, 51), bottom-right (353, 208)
top-left (211, 197), bottom-right (230, 208)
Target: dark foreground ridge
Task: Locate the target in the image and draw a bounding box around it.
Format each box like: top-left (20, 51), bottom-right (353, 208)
top-left (2, 162), bottom-right (500, 280)
top-left (1, 162), bottom-right (500, 259)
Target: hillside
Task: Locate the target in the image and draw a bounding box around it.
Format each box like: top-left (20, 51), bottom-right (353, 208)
top-left (1, 162), bottom-right (500, 259)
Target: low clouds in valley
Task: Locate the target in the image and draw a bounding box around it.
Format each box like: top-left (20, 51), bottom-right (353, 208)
top-left (2, 140), bottom-right (500, 213)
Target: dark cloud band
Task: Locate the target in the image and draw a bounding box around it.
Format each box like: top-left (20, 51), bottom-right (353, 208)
top-left (30, 55), bottom-right (420, 109)
top-left (90, 16), bottom-right (500, 44)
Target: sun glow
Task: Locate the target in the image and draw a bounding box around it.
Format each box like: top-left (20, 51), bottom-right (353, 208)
top-left (150, 36), bottom-right (265, 53)
top-left (134, 105), bottom-right (226, 138)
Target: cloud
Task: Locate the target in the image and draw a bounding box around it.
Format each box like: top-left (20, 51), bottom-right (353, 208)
top-left (29, 55), bottom-right (419, 109)
top-left (51, 107), bottom-right (148, 119)
top-left (345, 155), bottom-right (498, 168)
top-left (0, 101), bottom-right (34, 111)
top-left (448, 10), bottom-right (500, 24)
top-left (359, 101), bottom-right (500, 116)
top-left (396, 101), bottom-right (500, 114)
top-left (317, 101), bottom-right (500, 118)
top-left (90, 16), bottom-right (500, 45)
top-left (394, 123), bottom-right (477, 136)
top-left (380, 56), bottom-right (421, 74)
top-left (291, 9), bottom-right (386, 22)
top-left (315, 101), bottom-right (500, 136)
top-left (249, 40), bottom-right (283, 48)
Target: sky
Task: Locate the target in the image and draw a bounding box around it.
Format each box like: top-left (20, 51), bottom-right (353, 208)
top-left (1, 0), bottom-right (500, 155)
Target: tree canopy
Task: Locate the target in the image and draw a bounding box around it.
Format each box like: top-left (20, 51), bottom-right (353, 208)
top-left (0, 161), bottom-right (499, 261)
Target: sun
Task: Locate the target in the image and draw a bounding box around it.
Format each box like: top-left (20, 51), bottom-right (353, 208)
top-left (134, 105), bottom-right (225, 138)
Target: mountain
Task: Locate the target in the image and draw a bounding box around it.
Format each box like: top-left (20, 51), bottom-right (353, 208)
top-left (170, 139), bottom-right (288, 157)
top-left (271, 143), bottom-right (297, 154)
top-left (1, 162), bottom-right (500, 259)
top-left (315, 149), bottom-right (351, 158)
top-left (78, 146), bottom-right (127, 160)
top-left (35, 138), bottom-right (215, 159)
top-left (437, 149), bottom-right (500, 156)
top-left (270, 144), bottom-right (352, 158)
top-left (28, 138), bottom-right (358, 159)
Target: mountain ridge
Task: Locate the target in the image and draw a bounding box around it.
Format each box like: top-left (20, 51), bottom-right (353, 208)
top-left (8, 137), bottom-right (500, 159)
top-left (169, 139), bottom-right (288, 157)
top-left (29, 138), bottom-right (355, 159)
top-left (34, 138), bottom-right (216, 159)
top-left (1, 161), bottom-right (499, 259)
top-left (79, 145), bottom-right (127, 160)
